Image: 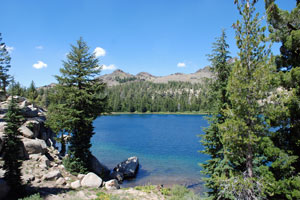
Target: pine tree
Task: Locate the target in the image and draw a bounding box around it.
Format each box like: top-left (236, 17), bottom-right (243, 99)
top-left (51, 37), bottom-right (107, 173)
top-left (0, 33), bottom-right (11, 95)
top-left (27, 80), bottom-right (38, 104)
top-left (3, 82), bottom-right (24, 197)
top-left (216, 0), bottom-right (277, 199)
top-left (264, 1), bottom-right (300, 198)
top-left (201, 30), bottom-right (233, 199)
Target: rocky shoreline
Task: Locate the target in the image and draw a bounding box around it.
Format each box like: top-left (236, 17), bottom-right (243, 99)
top-left (0, 96), bottom-right (141, 200)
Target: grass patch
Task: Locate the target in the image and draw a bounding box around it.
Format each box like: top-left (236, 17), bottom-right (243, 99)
top-left (168, 185), bottom-right (202, 200)
top-left (134, 185), bottom-right (156, 193)
top-left (19, 193), bottom-right (43, 200)
top-left (95, 191), bottom-right (122, 200)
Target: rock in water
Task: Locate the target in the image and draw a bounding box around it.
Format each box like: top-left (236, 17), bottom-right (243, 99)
top-left (88, 154), bottom-right (110, 179)
top-left (81, 172), bottom-right (103, 188)
top-left (113, 156), bottom-right (139, 178)
top-left (110, 171), bottom-right (124, 182)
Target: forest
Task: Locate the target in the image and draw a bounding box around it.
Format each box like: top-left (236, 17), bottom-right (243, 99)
top-left (0, 0), bottom-right (299, 199)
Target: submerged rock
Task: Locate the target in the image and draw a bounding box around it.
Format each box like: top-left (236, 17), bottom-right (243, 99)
top-left (113, 156), bottom-right (139, 179)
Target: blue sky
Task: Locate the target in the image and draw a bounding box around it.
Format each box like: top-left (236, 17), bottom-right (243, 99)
top-left (0, 0), bottom-right (295, 87)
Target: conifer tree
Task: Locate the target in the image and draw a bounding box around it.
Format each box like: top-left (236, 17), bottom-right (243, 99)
top-left (0, 33), bottom-right (11, 95)
top-left (51, 37), bottom-right (107, 173)
top-left (27, 80), bottom-right (38, 104)
top-left (264, 1), bottom-right (300, 198)
top-left (201, 30), bottom-right (233, 199)
top-left (2, 82), bottom-right (24, 197)
top-left (217, 0), bottom-right (277, 199)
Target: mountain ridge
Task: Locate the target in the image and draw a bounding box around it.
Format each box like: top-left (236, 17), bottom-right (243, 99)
top-left (97, 66), bottom-right (213, 86)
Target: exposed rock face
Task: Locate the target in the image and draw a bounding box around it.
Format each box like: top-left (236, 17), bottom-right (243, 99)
top-left (105, 179), bottom-right (120, 190)
top-left (0, 96), bottom-right (56, 159)
top-left (113, 156), bottom-right (139, 179)
top-left (19, 125), bottom-right (35, 139)
top-left (22, 138), bottom-right (47, 155)
top-left (97, 68), bottom-right (213, 86)
top-left (81, 172), bottom-right (103, 188)
top-left (88, 154), bottom-right (110, 179)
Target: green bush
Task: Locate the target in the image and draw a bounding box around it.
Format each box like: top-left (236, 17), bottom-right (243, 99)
top-left (62, 156), bottom-right (88, 175)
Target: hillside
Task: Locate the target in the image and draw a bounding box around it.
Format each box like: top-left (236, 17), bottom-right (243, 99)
top-left (97, 66), bottom-right (213, 86)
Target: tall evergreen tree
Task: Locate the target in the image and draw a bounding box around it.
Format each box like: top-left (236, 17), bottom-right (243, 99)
top-left (2, 82), bottom-right (24, 197)
top-left (264, 1), bottom-right (300, 198)
top-left (51, 37), bottom-right (107, 173)
top-left (201, 30), bottom-right (232, 199)
top-left (217, 0), bottom-right (277, 199)
top-left (0, 33), bottom-right (11, 94)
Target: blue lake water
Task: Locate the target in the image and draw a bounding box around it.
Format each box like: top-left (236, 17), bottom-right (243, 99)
top-left (91, 114), bottom-right (209, 193)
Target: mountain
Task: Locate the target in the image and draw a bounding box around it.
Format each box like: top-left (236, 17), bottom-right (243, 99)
top-left (97, 66), bottom-right (213, 86)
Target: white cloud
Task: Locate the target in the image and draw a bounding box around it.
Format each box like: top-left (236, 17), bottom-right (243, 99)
top-left (35, 45), bottom-right (43, 50)
top-left (94, 47), bottom-right (106, 57)
top-left (177, 62), bottom-right (186, 68)
top-left (6, 46), bottom-right (14, 53)
top-left (102, 64), bottom-right (117, 70)
top-left (33, 61), bottom-right (47, 69)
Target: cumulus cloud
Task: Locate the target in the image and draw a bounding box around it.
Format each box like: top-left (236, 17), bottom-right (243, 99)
top-left (102, 64), bottom-right (117, 70)
top-left (35, 45), bottom-right (43, 50)
top-left (94, 47), bottom-right (106, 57)
top-left (177, 62), bottom-right (186, 68)
top-left (6, 46), bottom-right (14, 53)
top-left (33, 61), bottom-right (47, 69)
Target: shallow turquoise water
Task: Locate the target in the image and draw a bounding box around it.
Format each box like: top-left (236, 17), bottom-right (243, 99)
top-left (91, 114), bottom-right (209, 193)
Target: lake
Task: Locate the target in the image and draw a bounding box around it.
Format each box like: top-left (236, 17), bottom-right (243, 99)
top-left (91, 114), bottom-right (209, 193)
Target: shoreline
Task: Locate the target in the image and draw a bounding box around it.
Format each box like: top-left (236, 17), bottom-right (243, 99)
top-left (105, 111), bottom-right (209, 115)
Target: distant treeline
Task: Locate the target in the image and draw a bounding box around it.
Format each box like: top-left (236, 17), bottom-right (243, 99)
top-left (8, 78), bottom-right (216, 114)
top-left (106, 80), bottom-right (216, 113)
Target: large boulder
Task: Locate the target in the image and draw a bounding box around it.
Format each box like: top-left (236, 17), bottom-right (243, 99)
top-left (0, 179), bottom-right (10, 200)
top-left (81, 172), bottom-right (103, 188)
top-left (113, 156), bottom-right (139, 179)
top-left (22, 138), bottom-right (47, 155)
top-left (19, 125), bottom-right (34, 139)
top-left (88, 155), bottom-right (110, 179)
top-left (24, 120), bottom-right (41, 138)
top-left (21, 106), bottom-right (38, 118)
